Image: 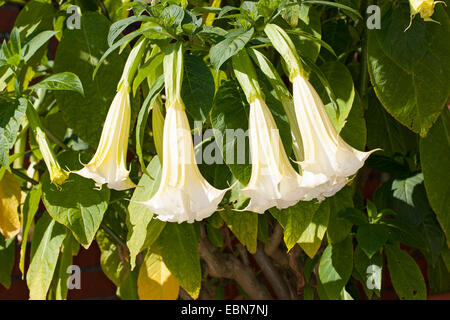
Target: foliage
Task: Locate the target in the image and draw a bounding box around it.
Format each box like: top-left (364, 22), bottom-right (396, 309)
top-left (0, 0), bottom-right (448, 300)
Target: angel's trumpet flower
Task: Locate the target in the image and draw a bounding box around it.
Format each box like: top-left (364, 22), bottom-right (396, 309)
top-left (232, 50), bottom-right (317, 213)
top-left (141, 43), bottom-right (228, 223)
top-left (292, 74), bottom-right (377, 200)
top-left (408, 0), bottom-right (445, 24)
top-left (265, 24), bottom-right (377, 201)
top-left (26, 100), bottom-right (68, 187)
top-left (75, 40), bottom-right (147, 190)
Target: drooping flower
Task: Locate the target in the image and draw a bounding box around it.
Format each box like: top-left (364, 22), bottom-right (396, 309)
top-left (264, 23), bottom-right (377, 201)
top-left (239, 96), bottom-right (318, 213)
top-left (292, 74), bottom-right (377, 200)
top-left (141, 42), bottom-right (228, 223)
top-left (75, 39), bottom-right (147, 190)
top-left (409, 0), bottom-right (444, 23)
top-left (75, 83), bottom-right (135, 190)
top-left (232, 49), bottom-right (318, 213)
top-left (26, 101), bottom-right (68, 187)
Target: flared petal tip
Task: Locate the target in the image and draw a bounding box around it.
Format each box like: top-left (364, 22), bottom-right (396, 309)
top-left (74, 167), bottom-right (136, 191)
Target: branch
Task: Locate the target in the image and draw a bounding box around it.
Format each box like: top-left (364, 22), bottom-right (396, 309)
top-left (264, 223), bottom-right (289, 267)
top-left (198, 236), bottom-right (272, 300)
top-left (253, 243), bottom-right (291, 300)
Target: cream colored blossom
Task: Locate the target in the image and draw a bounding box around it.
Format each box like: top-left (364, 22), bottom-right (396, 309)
top-left (141, 100), bottom-right (228, 223)
top-left (292, 74), bottom-right (377, 200)
top-left (238, 97), bottom-right (318, 213)
top-left (75, 83), bottom-right (135, 190)
top-left (141, 42), bottom-right (228, 223)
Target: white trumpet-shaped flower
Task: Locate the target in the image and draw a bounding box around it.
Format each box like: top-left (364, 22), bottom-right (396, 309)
top-left (292, 74), bottom-right (377, 200)
top-left (75, 83), bottom-right (135, 190)
top-left (141, 42), bottom-right (228, 223)
top-left (239, 97), bottom-right (317, 213)
top-left (141, 101), bottom-right (228, 223)
top-left (232, 49), bottom-right (317, 213)
top-left (75, 39), bottom-right (147, 190)
top-left (265, 23), bottom-right (377, 201)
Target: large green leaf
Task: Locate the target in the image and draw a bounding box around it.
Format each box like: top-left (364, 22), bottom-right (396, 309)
top-left (182, 54), bottom-right (215, 122)
top-left (374, 173), bottom-right (432, 226)
top-left (210, 28), bottom-right (254, 70)
top-left (385, 244), bottom-right (427, 300)
top-left (271, 200), bottom-right (329, 258)
top-left (340, 92), bottom-right (366, 151)
top-left (20, 184), bottom-right (42, 276)
top-left (41, 151), bottom-right (110, 248)
top-left (27, 213), bottom-right (67, 300)
top-left (127, 156), bottom-right (165, 270)
top-left (310, 61), bottom-right (355, 132)
top-left (0, 98), bottom-right (27, 168)
top-left (353, 245), bottom-right (382, 299)
top-left (53, 12), bottom-right (127, 147)
top-left (318, 236), bottom-right (353, 300)
top-left (366, 91), bottom-right (418, 157)
top-left (97, 229), bottom-right (130, 287)
top-left (367, 4), bottom-right (450, 137)
top-left (31, 72), bottom-right (84, 96)
top-left (0, 234), bottom-right (15, 289)
top-left (420, 111), bottom-right (450, 246)
top-left (220, 207), bottom-right (258, 254)
top-left (326, 187), bottom-right (354, 244)
top-left (48, 233), bottom-right (76, 300)
top-left (356, 223), bottom-right (388, 259)
top-left (156, 222), bottom-right (201, 299)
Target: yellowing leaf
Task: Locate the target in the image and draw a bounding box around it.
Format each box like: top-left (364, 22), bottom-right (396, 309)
top-left (0, 171), bottom-right (21, 239)
top-left (138, 250), bottom-right (179, 300)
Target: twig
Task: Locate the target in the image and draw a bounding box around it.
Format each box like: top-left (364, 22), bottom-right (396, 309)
top-left (198, 236), bottom-right (272, 300)
top-left (253, 243), bottom-right (291, 300)
top-left (10, 168), bottom-right (39, 185)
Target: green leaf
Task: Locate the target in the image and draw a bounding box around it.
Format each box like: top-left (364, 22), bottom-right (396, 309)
top-left (53, 12), bottom-right (128, 147)
top-left (117, 268), bottom-right (139, 300)
top-left (367, 4), bottom-right (450, 136)
top-left (326, 186), bottom-right (354, 244)
top-left (0, 234), bottom-right (15, 289)
top-left (19, 183), bottom-right (42, 277)
top-left (302, 0), bottom-right (363, 19)
top-left (385, 244), bottom-right (427, 300)
top-left (354, 246), bottom-right (382, 298)
top-left (220, 207), bottom-right (258, 254)
top-left (211, 80), bottom-right (251, 184)
top-left (366, 91), bottom-right (418, 157)
top-left (156, 222), bottom-right (201, 299)
top-left (374, 173), bottom-right (432, 226)
top-left (14, 0), bottom-right (55, 39)
top-left (356, 224), bottom-right (388, 258)
top-left (127, 156), bottom-right (165, 269)
top-left (271, 200), bottom-right (329, 258)
top-left (338, 208), bottom-right (368, 225)
top-left (27, 213), bottom-right (67, 300)
top-left (206, 223), bottom-right (224, 248)
top-left (318, 236), bottom-right (353, 300)
top-left (182, 54), bottom-right (215, 122)
top-left (340, 92), bottom-right (366, 151)
top-left (48, 232), bottom-right (76, 300)
top-left (310, 61), bottom-right (355, 132)
top-left (210, 28), bottom-right (254, 70)
top-left (31, 72), bottom-right (84, 96)
top-left (0, 98), bottom-right (27, 168)
top-left (22, 30), bottom-right (58, 62)
top-left (135, 75), bottom-right (164, 175)
top-left (97, 228), bottom-right (129, 287)
top-left (420, 111), bottom-right (450, 246)
top-left (41, 151), bottom-right (110, 248)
